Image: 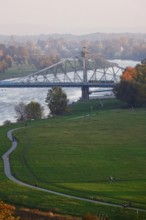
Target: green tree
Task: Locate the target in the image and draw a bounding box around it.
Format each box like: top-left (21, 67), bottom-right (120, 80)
top-left (114, 80), bottom-right (143, 107)
top-left (25, 101), bottom-right (44, 120)
top-left (15, 101), bottom-right (44, 121)
top-left (46, 87), bottom-right (68, 115)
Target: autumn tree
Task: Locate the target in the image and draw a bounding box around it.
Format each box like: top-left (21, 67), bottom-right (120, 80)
top-left (46, 87), bottom-right (68, 115)
top-left (0, 200), bottom-right (19, 220)
top-left (113, 63), bottom-right (146, 107)
top-left (0, 48), bottom-right (13, 72)
top-left (120, 67), bottom-right (138, 81)
top-left (17, 46), bottom-right (29, 64)
top-left (5, 55), bottom-right (13, 68)
top-left (0, 60), bottom-right (7, 73)
top-left (34, 53), bottom-right (60, 69)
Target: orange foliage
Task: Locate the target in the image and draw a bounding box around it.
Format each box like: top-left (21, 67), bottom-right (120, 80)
top-left (0, 200), bottom-right (19, 220)
top-left (0, 49), bottom-right (4, 58)
top-left (121, 67), bottom-right (137, 81)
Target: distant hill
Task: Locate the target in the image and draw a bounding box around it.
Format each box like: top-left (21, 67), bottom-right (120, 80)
top-left (0, 32), bottom-right (146, 44)
top-left (50, 32), bottom-right (146, 41)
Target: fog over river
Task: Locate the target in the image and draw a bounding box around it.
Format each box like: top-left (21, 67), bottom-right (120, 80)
top-left (0, 60), bottom-right (140, 125)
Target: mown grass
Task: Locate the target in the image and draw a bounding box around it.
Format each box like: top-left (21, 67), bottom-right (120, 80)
top-left (11, 110), bottom-right (146, 204)
top-left (67, 98), bottom-right (125, 116)
top-left (1, 99), bottom-right (146, 219)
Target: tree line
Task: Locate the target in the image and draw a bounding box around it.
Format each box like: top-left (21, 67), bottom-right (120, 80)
top-left (0, 33), bottom-right (146, 74)
top-left (0, 42), bottom-right (60, 73)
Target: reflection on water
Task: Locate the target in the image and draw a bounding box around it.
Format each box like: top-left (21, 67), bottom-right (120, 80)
top-left (0, 60), bottom-right (140, 125)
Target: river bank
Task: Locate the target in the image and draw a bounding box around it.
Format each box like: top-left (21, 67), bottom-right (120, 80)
top-left (0, 60), bottom-right (140, 125)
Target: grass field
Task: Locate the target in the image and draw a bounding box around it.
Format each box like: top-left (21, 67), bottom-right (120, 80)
top-left (1, 99), bottom-right (146, 219)
top-left (0, 64), bottom-right (37, 80)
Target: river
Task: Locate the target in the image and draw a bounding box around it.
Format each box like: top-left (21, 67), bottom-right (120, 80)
top-left (0, 60), bottom-right (140, 125)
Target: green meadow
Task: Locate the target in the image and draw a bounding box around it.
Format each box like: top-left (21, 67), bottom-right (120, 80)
top-left (0, 64), bottom-right (37, 80)
top-left (1, 99), bottom-right (146, 219)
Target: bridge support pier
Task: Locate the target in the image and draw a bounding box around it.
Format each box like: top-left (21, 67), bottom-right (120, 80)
top-left (81, 86), bottom-right (89, 100)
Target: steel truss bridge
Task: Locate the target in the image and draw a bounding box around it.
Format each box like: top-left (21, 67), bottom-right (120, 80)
top-left (0, 50), bottom-right (124, 99)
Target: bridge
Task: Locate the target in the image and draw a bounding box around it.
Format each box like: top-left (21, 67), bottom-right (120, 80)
top-left (0, 48), bottom-right (124, 99)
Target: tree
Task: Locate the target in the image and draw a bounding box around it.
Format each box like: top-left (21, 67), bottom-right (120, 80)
top-left (5, 55), bottom-right (13, 68)
top-left (15, 101), bottom-right (44, 121)
top-left (114, 80), bottom-right (143, 107)
top-left (3, 120), bottom-right (11, 126)
top-left (15, 102), bottom-right (26, 121)
top-left (0, 60), bottom-right (7, 73)
top-left (46, 87), bottom-right (68, 115)
top-left (120, 67), bottom-right (137, 81)
top-left (0, 200), bottom-right (19, 220)
top-left (25, 101), bottom-right (44, 120)
top-left (113, 63), bottom-right (146, 107)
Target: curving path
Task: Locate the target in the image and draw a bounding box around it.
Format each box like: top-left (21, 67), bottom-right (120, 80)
top-left (2, 128), bottom-right (146, 212)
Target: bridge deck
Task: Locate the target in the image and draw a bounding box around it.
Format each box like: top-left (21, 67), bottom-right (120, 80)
top-left (0, 81), bottom-right (115, 88)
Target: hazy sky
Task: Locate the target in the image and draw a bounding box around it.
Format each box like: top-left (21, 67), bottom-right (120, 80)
top-left (0, 0), bottom-right (146, 35)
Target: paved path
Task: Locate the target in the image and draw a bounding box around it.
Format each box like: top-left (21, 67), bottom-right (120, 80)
top-left (2, 128), bottom-right (146, 212)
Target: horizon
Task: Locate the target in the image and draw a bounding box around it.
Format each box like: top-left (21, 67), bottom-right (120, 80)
top-left (0, 30), bottom-right (146, 37)
top-left (0, 24), bottom-right (145, 37)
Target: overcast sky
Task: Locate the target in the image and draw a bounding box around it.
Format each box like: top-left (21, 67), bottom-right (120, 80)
top-left (0, 0), bottom-right (146, 35)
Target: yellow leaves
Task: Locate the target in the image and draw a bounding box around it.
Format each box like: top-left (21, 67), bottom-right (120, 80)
top-left (0, 200), bottom-right (19, 220)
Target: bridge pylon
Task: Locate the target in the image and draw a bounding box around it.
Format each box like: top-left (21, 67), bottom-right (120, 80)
top-left (82, 86), bottom-right (89, 100)
top-left (81, 47), bottom-right (89, 99)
